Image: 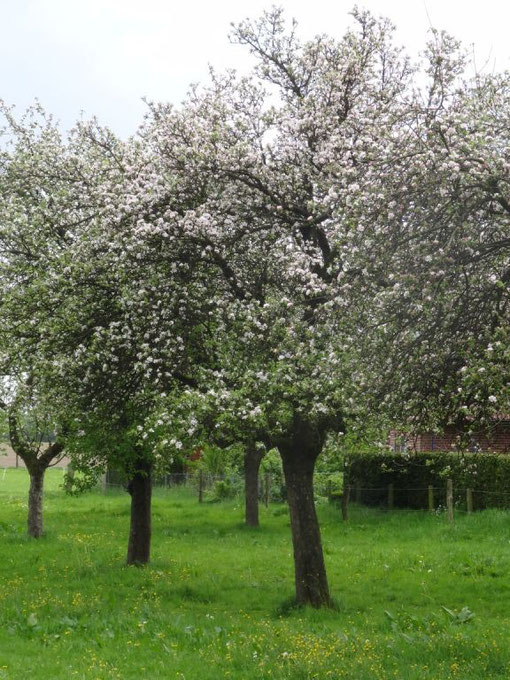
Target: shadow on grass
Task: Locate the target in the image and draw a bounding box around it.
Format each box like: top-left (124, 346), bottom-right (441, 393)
top-left (274, 595), bottom-right (342, 618)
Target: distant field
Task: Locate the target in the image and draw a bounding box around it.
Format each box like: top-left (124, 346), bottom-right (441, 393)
top-left (0, 444), bottom-right (70, 468)
top-left (0, 468), bottom-right (509, 679)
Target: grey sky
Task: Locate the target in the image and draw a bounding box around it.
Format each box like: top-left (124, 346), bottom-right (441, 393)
top-left (2, 0), bottom-right (509, 138)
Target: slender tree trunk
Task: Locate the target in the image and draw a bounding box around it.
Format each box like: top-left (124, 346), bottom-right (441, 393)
top-left (244, 443), bottom-right (264, 527)
top-left (126, 457), bottom-right (152, 566)
top-left (27, 466), bottom-right (45, 538)
top-left (280, 442), bottom-right (331, 608)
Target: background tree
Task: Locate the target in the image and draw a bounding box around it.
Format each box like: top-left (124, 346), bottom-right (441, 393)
top-left (0, 102), bottom-right (223, 564)
top-left (0, 382), bottom-right (66, 537)
top-left (345, 35), bottom-right (510, 437)
top-left (0, 103), bottom-right (83, 537)
top-left (0, 105), bottom-right (165, 559)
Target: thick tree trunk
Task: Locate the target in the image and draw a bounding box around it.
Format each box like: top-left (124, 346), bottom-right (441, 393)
top-left (126, 457), bottom-right (152, 566)
top-left (280, 443), bottom-right (331, 608)
top-left (27, 467), bottom-right (45, 538)
top-left (244, 443), bottom-right (264, 527)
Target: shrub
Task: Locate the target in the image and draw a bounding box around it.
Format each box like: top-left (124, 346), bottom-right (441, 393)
top-left (261, 448), bottom-right (286, 502)
top-left (210, 475), bottom-right (244, 501)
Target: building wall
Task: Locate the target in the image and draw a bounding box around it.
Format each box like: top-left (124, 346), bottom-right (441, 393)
top-left (389, 422), bottom-right (510, 454)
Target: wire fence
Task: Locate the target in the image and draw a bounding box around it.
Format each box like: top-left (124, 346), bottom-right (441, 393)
top-left (103, 469), bottom-right (289, 504)
top-left (341, 479), bottom-right (510, 521)
top-left (3, 465), bottom-right (509, 521)
top-left (103, 470), bottom-right (510, 518)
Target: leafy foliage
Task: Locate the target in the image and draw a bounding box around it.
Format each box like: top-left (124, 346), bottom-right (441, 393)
top-left (346, 450), bottom-right (510, 510)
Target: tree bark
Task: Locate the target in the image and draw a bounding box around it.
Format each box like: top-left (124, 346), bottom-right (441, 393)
top-left (126, 457), bottom-right (152, 566)
top-left (279, 427), bottom-right (331, 608)
top-left (27, 467), bottom-right (45, 538)
top-left (244, 443), bottom-right (264, 527)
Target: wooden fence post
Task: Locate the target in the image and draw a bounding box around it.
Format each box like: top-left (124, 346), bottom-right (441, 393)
top-left (198, 470), bottom-right (203, 503)
top-left (428, 485), bottom-right (434, 512)
top-left (264, 471), bottom-right (270, 507)
top-left (342, 484), bottom-right (350, 522)
top-left (355, 484), bottom-right (361, 504)
top-left (65, 463), bottom-right (75, 494)
top-left (388, 483), bottom-right (394, 511)
top-left (446, 478), bottom-right (454, 523)
top-left (466, 488), bottom-right (473, 514)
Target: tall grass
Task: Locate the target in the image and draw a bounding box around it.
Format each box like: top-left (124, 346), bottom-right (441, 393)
top-left (0, 468), bottom-right (509, 679)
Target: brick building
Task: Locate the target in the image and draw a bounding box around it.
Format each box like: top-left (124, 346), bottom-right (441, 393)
top-left (389, 416), bottom-right (510, 454)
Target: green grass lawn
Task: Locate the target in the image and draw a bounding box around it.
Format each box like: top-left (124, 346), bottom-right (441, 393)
top-left (0, 468), bottom-right (509, 679)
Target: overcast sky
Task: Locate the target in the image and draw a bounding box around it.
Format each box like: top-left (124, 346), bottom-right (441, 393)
top-left (2, 0), bottom-right (509, 138)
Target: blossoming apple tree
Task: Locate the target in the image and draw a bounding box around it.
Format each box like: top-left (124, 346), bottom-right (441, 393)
top-left (344, 37), bottom-right (510, 437)
top-left (0, 104), bottom-right (213, 560)
top-left (132, 8), bottom-right (423, 606)
top-left (139, 9), bottom-right (508, 605)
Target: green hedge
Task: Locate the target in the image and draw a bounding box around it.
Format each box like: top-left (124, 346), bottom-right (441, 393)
top-left (345, 451), bottom-right (510, 510)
